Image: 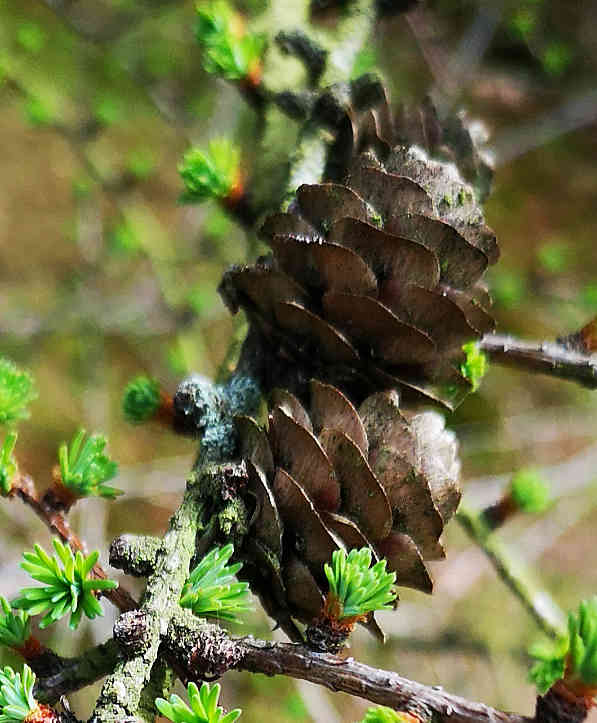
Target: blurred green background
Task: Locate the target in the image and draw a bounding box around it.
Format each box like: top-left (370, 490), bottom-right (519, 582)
top-left (2, 0), bottom-right (597, 720)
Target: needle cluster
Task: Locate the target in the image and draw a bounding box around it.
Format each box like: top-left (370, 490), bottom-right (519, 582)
top-left (179, 141), bottom-right (241, 204)
top-left (0, 665), bottom-right (38, 723)
top-left (155, 681), bottom-right (241, 723)
top-left (13, 538), bottom-right (117, 630)
top-left (180, 544), bottom-right (252, 623)
top-left (324, 548), bottom-right (397, 621)
top-left (57, 429), bottom-right (120, 500)
top-left (195, 1), bottom-right (265, 83)
top-left (0, 359), bottom-right (37, 426)
top-left (0, 597), bottom-right (30, 652)
top-left (530, 597), bottom-right (597, 697)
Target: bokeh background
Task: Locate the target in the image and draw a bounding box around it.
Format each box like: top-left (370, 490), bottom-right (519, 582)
top-left (2, 0), bottom-right (597, 720)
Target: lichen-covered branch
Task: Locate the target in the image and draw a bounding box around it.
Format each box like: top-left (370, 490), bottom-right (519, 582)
top-left (457, 506), bottom-right (565, 638)
top-left (89, 370), bottom-right (260, 722)
top-left (481, 334), bottom-right (597, 389)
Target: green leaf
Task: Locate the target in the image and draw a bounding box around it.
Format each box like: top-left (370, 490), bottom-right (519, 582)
top-left (0, 359), bottom-right (37, 426)
top-left (179, 140), bottom-right (240, 204)
top-left (460, 341), bottom-right (488, 393)
top-left (58, 429), bottom-right (121, 500)
top-left (180, 545), bottom-right (253, 624)
top-left (0, 664), bottom-right (39, 722)
top-left (510, 468), bottom-right (551, 514)
top-left (0, 432), bottom-right (18, 496)
top-left (12, 538), bottom-right (117, 630)
top-left (122, 376), bottom-right (162, 424)
top-left (156, 681), bottom-right (241, 723)
top-left (324, 548), bottom-right (397, 621)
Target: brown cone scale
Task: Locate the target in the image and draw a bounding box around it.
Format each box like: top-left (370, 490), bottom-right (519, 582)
top-left (238, 381), bottom-right (461, 641)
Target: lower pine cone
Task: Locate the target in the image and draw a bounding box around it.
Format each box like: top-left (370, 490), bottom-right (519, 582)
top-left (535, 686), bottom-right (590, 723)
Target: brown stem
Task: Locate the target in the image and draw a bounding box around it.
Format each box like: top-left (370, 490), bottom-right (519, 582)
top-left (534, 683), bottom-right (591, 723)
top-left (480, 494), bottom-right (517, 530)
top-left (480, 334), bottom-right (597, 389)
top-left (9, 474), bottom-right (137, 613)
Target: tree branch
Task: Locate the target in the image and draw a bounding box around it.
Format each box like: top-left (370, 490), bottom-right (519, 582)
top-left (480, 334), bottom-right (597, 389)
top-left (161, 612), bottom-right (532, 723)
top-left (33, 640), bottom-right (122, 705)
top-left (235, 638), bottom-right (531, 723)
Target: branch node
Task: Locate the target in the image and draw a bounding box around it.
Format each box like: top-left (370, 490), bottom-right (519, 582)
top-left (113, 610), bottom-right (155, 658)
top-left (109, 535), bottom-right (162, 577)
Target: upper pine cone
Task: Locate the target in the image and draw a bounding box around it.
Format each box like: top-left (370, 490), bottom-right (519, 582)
top-left (237, 380), bottom-right (460, 641)
top-left (220, 96), bottom-right (499, 410)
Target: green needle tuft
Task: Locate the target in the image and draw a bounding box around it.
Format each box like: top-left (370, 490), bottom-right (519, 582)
top-left (180, 544), bottom-right (252, 623)
top-left (13, 538), bottom-right (117, 630)
top-left (530, 597), bottom-right (597, 695)
top-left (58, 429), bottom-right (121, 500)
top-left (179, 140), bottom-right (240, 204)
top-left (156, 680), bottom-right (241, 723)
top-left (0, 359), bottom-right (37, 426)
top-left (0, 598), bottom-right (30, 652)
top-left (324, 548), bottom-right (397, 621)
top-left (195, 1), bottom-right (265, 82)
top-left (0, 664), bottom-right (38, 722)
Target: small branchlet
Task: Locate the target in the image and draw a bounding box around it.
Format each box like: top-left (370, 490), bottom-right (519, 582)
top-left (0, 663), bottom-right (56, 723)
top-left (53, 429), bottom-right (121, 504)
top-left (359, 708), bottom-right (421, 723)
top-left (530, 597), bottom-right (597, 704)
top-left (0, 359), bottom-right (37, 426)
top-left (13, 539), bottom-right (118, 630)
top-left (460, 341), bottom-right (489, 393)
top-left (180, 545), bottom-right (252, 624)
top-left (307, 548), bottom-right (397, 653)
top-left (195, 1), bottom-right (265, 87)
top-left (122, 376), bottom-right (172, 426)
top-left (0, 432), bottom-right (18, 496)
top-left (156, 680), bottom-right (241, 723)
top-left (179, 141), bottom-right (242, 206)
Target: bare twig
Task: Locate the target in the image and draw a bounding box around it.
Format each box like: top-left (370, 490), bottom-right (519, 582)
top-left (480, 334), bottom-right (597, 389)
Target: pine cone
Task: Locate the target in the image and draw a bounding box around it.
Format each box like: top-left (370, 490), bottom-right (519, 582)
top-left (237, 380), bottom-right (460, 641)
top-left (220, 91), bottom-right (499, 410)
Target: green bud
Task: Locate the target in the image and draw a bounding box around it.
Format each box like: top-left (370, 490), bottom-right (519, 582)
top-left (122, 376), bottom-right (162, 424)
top-left (510, 468), bottom-right (551, 514)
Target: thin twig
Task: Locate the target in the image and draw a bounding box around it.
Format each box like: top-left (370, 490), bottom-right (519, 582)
top-left (8, 474), bottom-right (138, 613)
top-left (457, 505), bottom-right (565, 638)
top-left (480, 334), bottom-right (597, 389)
